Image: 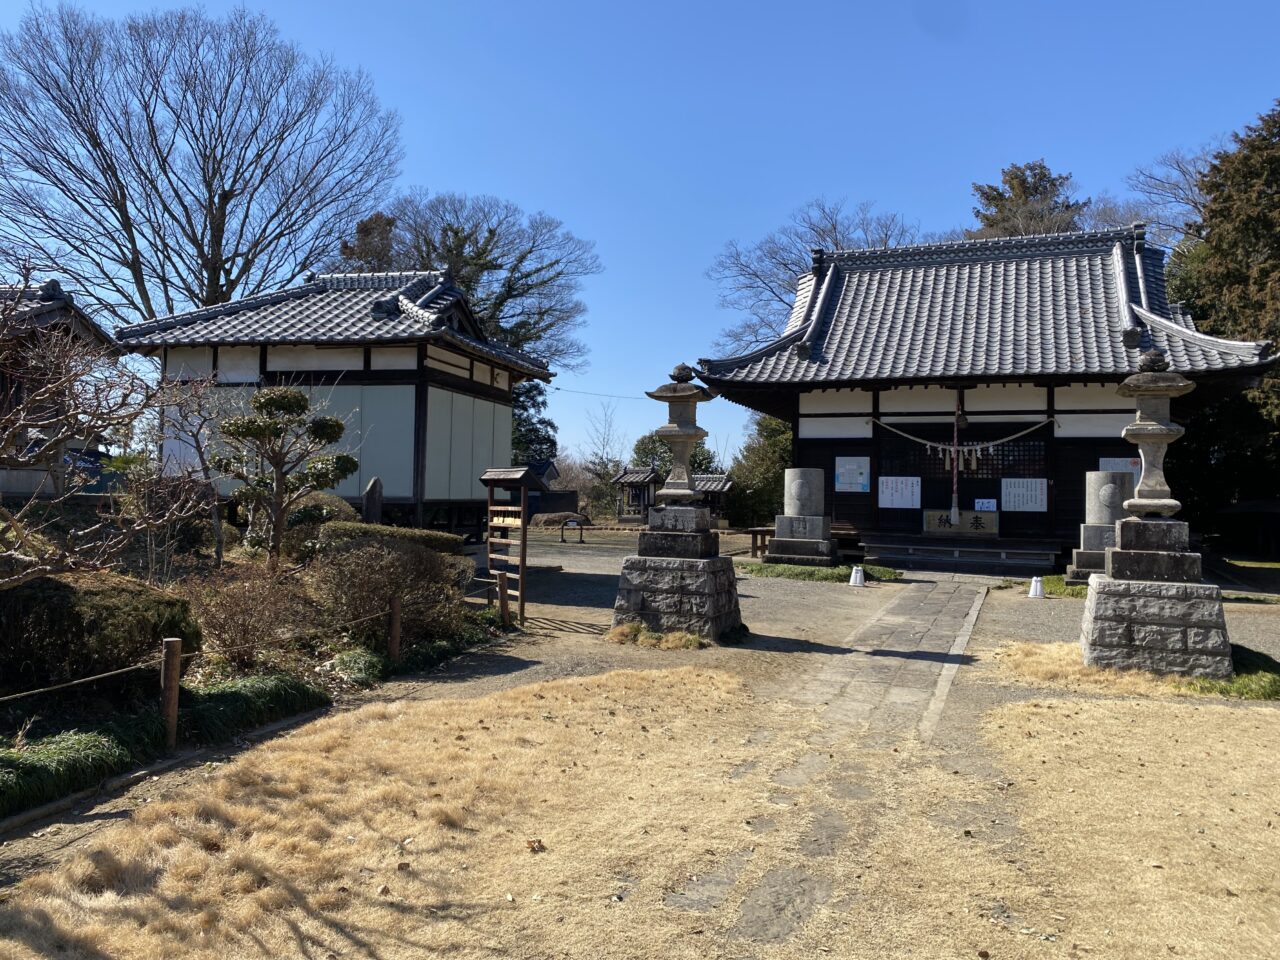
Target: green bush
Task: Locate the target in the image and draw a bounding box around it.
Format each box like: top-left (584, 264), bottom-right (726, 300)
top-left (0, 674), bottom-right (328, 819)
top-left (283, 491), bottom-right (360, 559)
top-left (319, 520), bottom-right (464, 556)
top-left (0, 572), bottom-right (201, 693)
top-left (329, 648), bottom-right (388, 687)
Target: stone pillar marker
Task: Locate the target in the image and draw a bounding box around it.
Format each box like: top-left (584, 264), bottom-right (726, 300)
top-left (764, 467), bottom-right (837, 566)
top-left (1078, 349), bottom-right (1232, 679)
top-left (612, 365), bottom-right (743, 641)
top-left (1063, 470), bottom-right (1135, 586)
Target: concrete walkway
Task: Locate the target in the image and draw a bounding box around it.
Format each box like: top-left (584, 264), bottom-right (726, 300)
top-left (673, 578), bottom-right (989, 944)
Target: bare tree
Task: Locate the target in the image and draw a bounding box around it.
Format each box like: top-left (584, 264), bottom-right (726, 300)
top-left (1, 258), bottom-right (203, 591)
top-left (577, 402), bottom-right (627, 521)
top-left (336, 189), bottom-right (602, 371)
top-left (0, 5), bottom-right (401, 324)
top-left (1124, 145), bottom-right (1219, 245)
top-left (707, 198), bottom-right (919, 354)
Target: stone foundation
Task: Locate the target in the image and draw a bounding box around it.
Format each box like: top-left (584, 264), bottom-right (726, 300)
top-left (1080, 575), bottom-right (1232, 679)
top-left (765, 513), bottom-right (837, 567)
top-left (613, 555), bottom-right (743, 640)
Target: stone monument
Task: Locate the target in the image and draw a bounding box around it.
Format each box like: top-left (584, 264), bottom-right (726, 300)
top-left (763, 467), bottom-right (838, 566)
top-left (1079, 350), bottom-right (1232, 679)
top-left (1063, 470), bottom-right (1135, 586)
top-left (612, 365), bottom-right (743, 641)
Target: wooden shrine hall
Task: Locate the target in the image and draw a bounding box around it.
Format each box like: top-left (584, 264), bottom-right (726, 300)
top-left (697, 226), bottom-right (1276, 570)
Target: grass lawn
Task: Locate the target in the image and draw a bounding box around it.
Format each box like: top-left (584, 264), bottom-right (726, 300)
top-left (739, 562), bottom-right (901, 583)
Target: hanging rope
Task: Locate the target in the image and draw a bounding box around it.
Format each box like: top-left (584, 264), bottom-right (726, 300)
top-left (871, 417), bottom-right (1054, 456)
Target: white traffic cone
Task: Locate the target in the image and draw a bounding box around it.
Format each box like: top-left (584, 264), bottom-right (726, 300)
top-left (849, 565), bottom-right (866, 587)
top-left (1028, 576), bottom-right (1045, 599)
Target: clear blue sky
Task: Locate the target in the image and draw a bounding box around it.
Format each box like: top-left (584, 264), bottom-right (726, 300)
top-left (4, 1), bottom-right (1277, 461)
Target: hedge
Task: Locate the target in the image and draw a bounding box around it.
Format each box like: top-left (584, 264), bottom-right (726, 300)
top-left (0, 675), bottom-right (329, 820)
top-left (319, 521), bottom-right (464, 556)
top-left (0, 572), bottom-right (202, 693)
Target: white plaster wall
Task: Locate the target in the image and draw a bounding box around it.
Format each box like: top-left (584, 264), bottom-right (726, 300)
top-left (473, 361), bottom-right (492, 385)
top-left (798, 389), bottom-right (873, 414)
top-left (426, 345), bottom-right (470, 377)
top-left (424, 387), bottom-right (454, 499)
top-left (164, 347), bottom-right (213, 379)
top-left (267, 346), bottom-right (362, 371)
top-left (798, 416), bottom-right (873, 439)
top-left (1056, 383), bottom-right (1125, 410)
top-left (494, 369), bottom-right (510, 391)
top-left (358, 385), bottom-right (415, 497)
top-left (217, 347), bottom-right (259, 383)
top-left (423, 386), bottom-right (514, 500)
top-left (965, 384), bottom-right (1046, 411)
top-left (1055, 413), bottom-right (1133, 437)
top-left (370, 347), bottom-right (417, 370)
top-left (879, 386), bottom-right (955, 412)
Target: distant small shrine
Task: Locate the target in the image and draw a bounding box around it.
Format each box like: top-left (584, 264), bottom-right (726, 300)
top-left (612, 466), bottom-right (732, 524)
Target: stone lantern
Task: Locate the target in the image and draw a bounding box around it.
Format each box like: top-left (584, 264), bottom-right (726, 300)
top-left (1078, 349), bottom-right (1232, 679)
top-left (611, 364), bottom-right (743, 642)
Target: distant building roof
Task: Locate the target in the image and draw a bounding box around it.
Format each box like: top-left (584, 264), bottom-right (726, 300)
top-left (526, 459), bottom-right (560, 483)
top-left (613, 465), bottom-right (661, 485)
top-left (692, 473), bottom-right (732, 494)
top-left (699, 226), bottom-right (1274, 392)
top-left (113, 270), bottom-right (551, 379)
top-left (1, 279), bottom-right (113, 347)
top-left (479, 465), bottom-right (549, 491)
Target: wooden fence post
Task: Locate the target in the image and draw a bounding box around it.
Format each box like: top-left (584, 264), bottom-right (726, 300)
top-left (497, 570), bottom-right (511, 628)
top-left (161, 638), bottom-right (182, 751)
top-left (388, 594), bottom-right (402, 665)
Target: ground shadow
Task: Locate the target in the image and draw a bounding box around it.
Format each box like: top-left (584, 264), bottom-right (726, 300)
top-left (737, 633), bottom-right (854, 656)
top-left (863, 649), bottom-right (976, 665)
top-left (421, 651), bottom-right (544, 686)
top-left (517, 570), bottom-right (620, 611)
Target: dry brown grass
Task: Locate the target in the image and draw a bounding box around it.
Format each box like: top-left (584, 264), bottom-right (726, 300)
top-left (606, 622), bottom-right (707, 650)
top-left (997, 640), bottom-right (1186, 696)
top-left (0, 667), bottom-right (775, 960)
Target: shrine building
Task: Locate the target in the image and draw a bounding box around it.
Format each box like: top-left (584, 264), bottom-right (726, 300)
top-left (697, 226), bottom-right (1276, 568)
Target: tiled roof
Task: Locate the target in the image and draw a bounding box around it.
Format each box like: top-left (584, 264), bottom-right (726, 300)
top-left (613, 465), bottom-right (661, 485)
top-left (700, 226), bottom-right (1275, 387)
top-left (1, 279), bottom-right (114, 346)
top-left (113, 271), bottom-right (551, 379)
top-left (692, 473), bottom-right (732, 494)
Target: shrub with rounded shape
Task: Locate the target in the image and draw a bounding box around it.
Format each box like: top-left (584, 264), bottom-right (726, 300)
top-left (282, 490), bottom-right (358, 559)
top-left (250, 387), bottom-right (309, 418)
top-left (318, 521), bottom-right (464, 556)
top-left (0, 573), bottom-right (201, 692)
top-left (178, 567), bottom-right (313, 670)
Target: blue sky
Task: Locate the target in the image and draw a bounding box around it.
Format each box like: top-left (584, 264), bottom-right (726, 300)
top-left (4, 1), bottom-right (1278, 461)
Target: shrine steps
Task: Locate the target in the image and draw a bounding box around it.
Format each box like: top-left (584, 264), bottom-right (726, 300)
top-left (859, 533), bottom-right (1065, 574)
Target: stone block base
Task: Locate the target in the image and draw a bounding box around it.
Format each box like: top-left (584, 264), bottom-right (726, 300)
top-left (1079, 523), bottom-right (1118, 551)
top-left (1079, 575), bottom-right (1232, 679)
top-left (637, 530), bottom-right (719, 559)
top-left (764, 536), bottom-right (837, 566)
top-left (1115, 518), bottom-right (1189, 552)
top-left (647, 506), bottom-right (711, 533)
top-left (613, 555), bottom-right (743, 641)
top-left (1105, 548), bottom-right (1201, 583)
top-left (774, 515), bottom-right (831, 540)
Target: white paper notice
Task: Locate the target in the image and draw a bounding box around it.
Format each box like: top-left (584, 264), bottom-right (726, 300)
top-left (1001, 478), bottom-right (1048, 512)
top-left (835, 456), bottom-right (871, 493)
top-left (878, 476), bottom-right (921, 509)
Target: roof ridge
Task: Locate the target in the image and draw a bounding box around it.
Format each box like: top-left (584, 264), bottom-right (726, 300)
top-left (314, 270), bottom-right (444, 291)
top-left (1133, 304), bottom-right (1273, 359)
top-left (822, 225), bottom-right (1147, 268)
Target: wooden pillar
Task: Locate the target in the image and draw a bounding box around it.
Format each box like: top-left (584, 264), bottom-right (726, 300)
top-left (387, 594), bottom-right (402, 665)
top-left (519, 485), bottom-right (529, 625)
top-left (160, 638), bottom-right (182, 752)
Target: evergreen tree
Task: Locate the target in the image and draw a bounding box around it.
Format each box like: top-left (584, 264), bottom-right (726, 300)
top-left (511, 381), bottom-right (558, 465)
top-left (630, 431), bottom-right (719, 475)
top-left (723, 414), bottom-right (791, 526)
top-left (967, 160), bottom-right (1090, 238)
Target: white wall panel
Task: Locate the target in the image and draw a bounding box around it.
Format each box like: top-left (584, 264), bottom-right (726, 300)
top-left (798, 416), bottom-right (873, 439)
top-left (493, 403), bottom-right (513, 473)
top-left (1057, 383), bottom-right (1124, 410)
top-left (470, 398), bottom-right (495, 499)
top-left (359, 385), bottom-right (415, 497)
top-left (424, 387), bottom-right (453, 499)
top-left (267, 346), bottom-right (362, 371)
top-left (1055, 413), bottom-right (1133, 437)
top-left (370, 347), bottom-right (417, 370)
top-left (965, 384), bottom-right (1046, 411)
top-left (217, 347), bottom-right (259, 383)
top-left (799, 389), bottom-right (872, 414)
top-left (880, 386), bottom-right (955, 412)
top-left (449, 393), bottom-right (475, 499)
top-left (165, 347), bottom-right (212, 378)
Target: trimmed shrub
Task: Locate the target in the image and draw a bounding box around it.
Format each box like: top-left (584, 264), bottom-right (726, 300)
top-left (306, 542), bottom-right (468, 649)
top-left (0, 572), bottom-right (201, 693)
top-left (283, 491), bottom-right (360, 559)
top-left (178, 566), bottom-right (315, 670)
top-left (319, 521), bottom-right (464, 556)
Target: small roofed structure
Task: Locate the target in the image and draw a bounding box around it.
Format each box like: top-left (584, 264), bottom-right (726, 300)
top-left (693, 473), bottom-right (733, 523)
top-left (612, 465), bottom-right (661, 523)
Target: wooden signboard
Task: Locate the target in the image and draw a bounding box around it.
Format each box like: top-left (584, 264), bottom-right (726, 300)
top-left (922, 510), bottom-right (999, 537)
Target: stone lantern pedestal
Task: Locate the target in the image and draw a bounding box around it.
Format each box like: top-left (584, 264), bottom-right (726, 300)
top-left (1064, 471), bottom-right (1135, 586)
top-left (612, 366), bottom-right (743, 641)
top-left (1079, 352), bottom-right (1232, 679)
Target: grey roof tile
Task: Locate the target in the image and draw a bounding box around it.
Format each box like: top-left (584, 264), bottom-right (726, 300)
top-left (113, 271), bottom-right (551, 379)
top-left (700, 226), bottom-right (1274, 387)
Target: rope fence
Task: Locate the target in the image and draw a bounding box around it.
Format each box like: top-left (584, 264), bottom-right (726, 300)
top-left (0, 572), bottom-right (516, 747)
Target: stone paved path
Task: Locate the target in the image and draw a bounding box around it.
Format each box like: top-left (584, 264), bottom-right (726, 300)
top-left (671, 578), bottom-right (989, 944)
